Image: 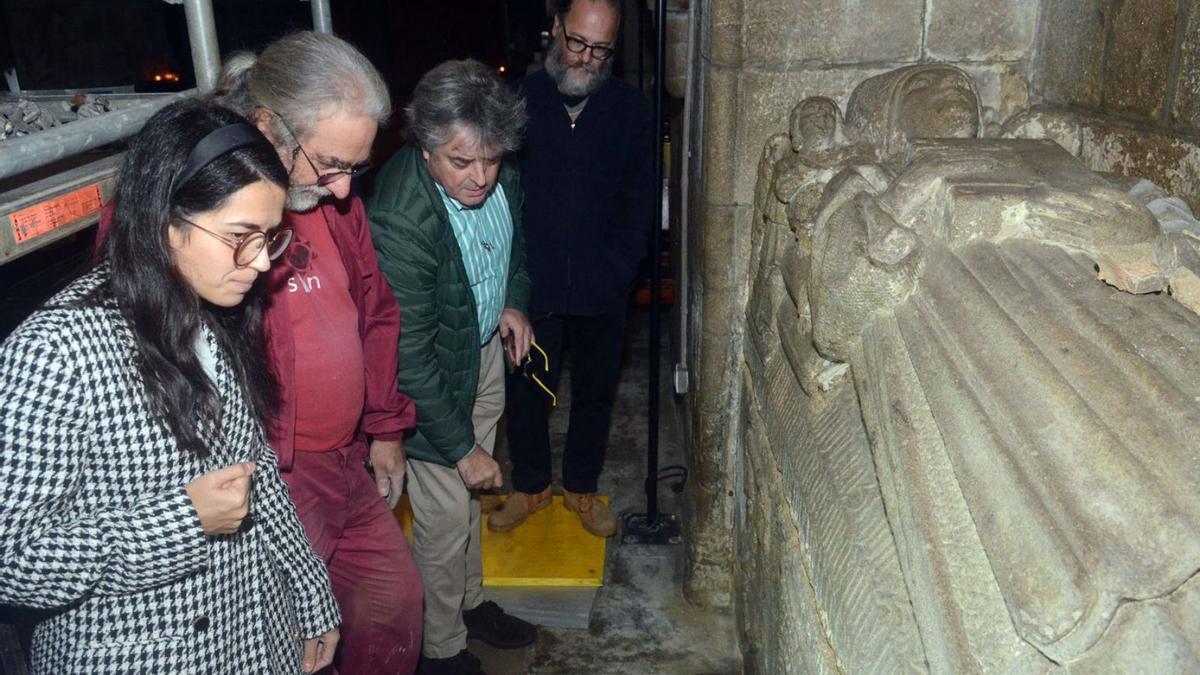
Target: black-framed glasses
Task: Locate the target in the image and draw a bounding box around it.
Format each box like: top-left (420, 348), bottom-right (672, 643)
top-left (562, 33), bottom-right (615, 61)
top-left (177, 216), bottom-right (294, 268)
top-left (268, 110), bottom-right (372, 187)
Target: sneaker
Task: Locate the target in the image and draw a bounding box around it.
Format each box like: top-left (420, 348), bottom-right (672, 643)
top-left (416, 649), bottom-right (486, 675)
top-left (463, 600), bottom-right (538, 649)
top-left (487, 486), bottom-right (552, 532)
top-left (563, 490), bottom-right (617, 537)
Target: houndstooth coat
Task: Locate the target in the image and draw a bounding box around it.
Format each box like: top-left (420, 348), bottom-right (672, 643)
top-left (0, 268), bottom-right (340, 674)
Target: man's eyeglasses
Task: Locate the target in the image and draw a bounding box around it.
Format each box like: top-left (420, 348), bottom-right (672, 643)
top-left (519, 341), bottom-right (557, 407)
top-left (177, 216), bottom-right (293, 268)
top-left (562, 33), bottom-right (615, 61)
top-left (269, 110), bottom-right (372, 187)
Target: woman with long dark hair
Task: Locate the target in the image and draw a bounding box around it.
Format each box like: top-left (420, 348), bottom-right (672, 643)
top-left (0, 98), bottom-right (340, 674)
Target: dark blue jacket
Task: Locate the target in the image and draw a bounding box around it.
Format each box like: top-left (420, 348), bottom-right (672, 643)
top-left (518, 69), bottom-right (655, 316)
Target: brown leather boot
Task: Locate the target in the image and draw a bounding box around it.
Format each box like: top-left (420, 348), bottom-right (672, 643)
top-left (563, 490), bottom-right (617, 537)
top-left (487, 486), bottom-right (552, 532)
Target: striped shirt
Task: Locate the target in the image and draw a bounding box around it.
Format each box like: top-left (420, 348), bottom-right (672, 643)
top-left (437, 182), bottom-right (514, 345)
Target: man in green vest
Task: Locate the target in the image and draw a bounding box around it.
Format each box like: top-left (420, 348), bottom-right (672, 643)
top-left (367, 59), bottom-right (536, 675)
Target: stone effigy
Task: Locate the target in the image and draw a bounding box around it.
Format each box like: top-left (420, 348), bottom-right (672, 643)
top-left (743, 63), bottom-right (1200, 673)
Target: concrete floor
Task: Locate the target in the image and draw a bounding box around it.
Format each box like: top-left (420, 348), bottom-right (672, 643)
top-left (476, 312), bottom-right (737, 675)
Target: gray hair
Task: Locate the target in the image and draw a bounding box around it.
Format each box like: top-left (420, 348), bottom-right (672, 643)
top-left (405, 59), bottom-right (527, 154)
top-left (215, 31), bottom-right (390, 140)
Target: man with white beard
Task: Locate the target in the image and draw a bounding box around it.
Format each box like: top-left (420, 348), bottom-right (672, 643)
top-left (491, 0), bottom-right (655, 538)
top-left (216, 32), bottom-right (425, 675)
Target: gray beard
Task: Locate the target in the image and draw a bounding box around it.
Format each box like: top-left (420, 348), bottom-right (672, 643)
top-left (286, 183), bottom-right (332, 213)
top-left (545, 39), bottom-right (611, 98)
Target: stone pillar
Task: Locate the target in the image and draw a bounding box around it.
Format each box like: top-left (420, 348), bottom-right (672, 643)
top-left (681, 0), bottom-right (744, 609)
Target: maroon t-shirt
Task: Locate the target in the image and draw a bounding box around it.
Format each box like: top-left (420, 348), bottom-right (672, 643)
top-left (283, 209), bottom-right (365, 451)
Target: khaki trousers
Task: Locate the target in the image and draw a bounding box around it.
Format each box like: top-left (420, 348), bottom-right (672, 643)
top-left (407, 333), bottom-right (505, 658)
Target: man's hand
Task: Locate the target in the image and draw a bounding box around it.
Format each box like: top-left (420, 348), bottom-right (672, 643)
top-left (186, 462), bottom-right (256, 535)
top-left (369, 439), bottom-right (406, 508)
top-left (499, 308), bottom-right (534, 365)
top-left (456, 446), bottom-right (502, 490)
top-left (302, 627), bottom-right (340, 673)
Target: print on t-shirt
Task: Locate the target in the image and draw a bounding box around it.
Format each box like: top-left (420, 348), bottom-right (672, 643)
top-left (287, 234), bottom-right (322, 293)
top-left (284, 211), bottom-right (364, 451)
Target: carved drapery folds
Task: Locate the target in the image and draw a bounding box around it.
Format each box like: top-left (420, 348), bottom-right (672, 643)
top-left (747, 63), bottom-right (1200, 671)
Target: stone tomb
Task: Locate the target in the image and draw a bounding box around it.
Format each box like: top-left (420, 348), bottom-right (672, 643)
top-left (741, 64), bottom-right (1200, 673)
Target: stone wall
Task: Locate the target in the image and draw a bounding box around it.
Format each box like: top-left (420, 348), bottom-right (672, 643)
top-left (1033, 0), bottom-right (1200, 211)
top-left (681, 0), bottom-right (1041, 610)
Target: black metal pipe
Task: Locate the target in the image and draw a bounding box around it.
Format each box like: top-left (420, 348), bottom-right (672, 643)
top-left (646, 0), bottom-right (666, 523)
top-left (637, 1), bottom-right (645, 93)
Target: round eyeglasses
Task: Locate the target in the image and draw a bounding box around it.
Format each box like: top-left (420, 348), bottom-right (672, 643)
top-left (177, 217), bottom-right (294, 268)
top-left (291, 142), bottom-right (373, 187)
top-left (268, 109), bottom-right (372, 187)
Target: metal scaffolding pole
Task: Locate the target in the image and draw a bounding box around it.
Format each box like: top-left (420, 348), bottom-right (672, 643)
top-left (621, 0), bottom-right (680, 547)
top-left (182, 0), bottom-right (221, 94)
top-left (311, 0), bottom-right (333, 33)
top-left (0, 92), bottom-right (192, 182)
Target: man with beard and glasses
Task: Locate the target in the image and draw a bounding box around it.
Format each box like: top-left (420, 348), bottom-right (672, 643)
top-left (489, 0), bottom-right (655, 538)
top-left (94, 35), bottom-right (424, 675)
top-left (214, 32), bottom-right (425, 675)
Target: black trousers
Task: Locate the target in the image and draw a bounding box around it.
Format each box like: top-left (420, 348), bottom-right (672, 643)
top-left (505, 309), bottom-right (627, 494)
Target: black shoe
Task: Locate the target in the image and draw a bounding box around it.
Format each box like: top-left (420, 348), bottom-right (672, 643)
top-left (416, 649), bottom-right (485, 675)
top-left (463, 600), bottom-right (538, 649)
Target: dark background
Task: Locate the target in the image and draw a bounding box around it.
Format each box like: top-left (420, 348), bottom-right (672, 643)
top-left (0, 0), bottom-right (555, 151)
top-left (0, 0), bottom-right (649, 148)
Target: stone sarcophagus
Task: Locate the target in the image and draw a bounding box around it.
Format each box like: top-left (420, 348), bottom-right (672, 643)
top-left (741, 64), bottom-right (1200, 673)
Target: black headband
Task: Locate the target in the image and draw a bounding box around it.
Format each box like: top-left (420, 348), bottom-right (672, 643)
top-left (173, 123), bottom-right (265, 195)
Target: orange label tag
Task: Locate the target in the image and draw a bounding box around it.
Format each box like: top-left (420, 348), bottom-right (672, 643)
top-left (9, 184), bottom-right (104, 244)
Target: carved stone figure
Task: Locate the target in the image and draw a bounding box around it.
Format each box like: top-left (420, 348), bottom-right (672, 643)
top-left (770, 96), bottom-right (871, 235)
top-left (810, 138), bottom-right (1163, 359)
top-left (742, 63), bottom-right (1200, 673)
top-left (845, 64), bottom-right (982, 162)
top-left (752, 133), bottom-right (790, 253)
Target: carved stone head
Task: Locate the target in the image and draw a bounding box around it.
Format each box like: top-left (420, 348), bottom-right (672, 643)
top-left (846, 64), bottom-right (981, 161)
top-left (789, 96), bottom-right (842, 154)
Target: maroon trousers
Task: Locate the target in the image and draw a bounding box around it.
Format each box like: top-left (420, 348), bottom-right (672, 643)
top-left (283, 445), bottom-right (423, 675)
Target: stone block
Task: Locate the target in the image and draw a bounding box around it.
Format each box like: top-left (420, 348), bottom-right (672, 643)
top-left (701, 67), bottom-right (740, 206)
top-left (1168, 267), bottom-right (1200, 315)
top-left (1034, 0), bottom-right (1108, 107)
top-left (742, 0), bottom-right (923, 66)
top-left (706, 0), bottom-right (743, 67)
top-left (959, 62), bottom-right (1033, 129)
top-left (696, 324), bottom-right (729, 406)
top-left (665, 10), bottom-right (690, 98)
top-left (1096, 242), bottom-right (1169, 294)
top-left (925, 0), bottom-right (1039, 61)
top-left (699, 204), bottom-right (751, 294)
top-left (1076, 114), bottom-right (1200, 214)
top-left (1170, 5), bottom-right (1200, 132)
top-left (1103, 0), bottom-right (1179, 121)
top-left (1001, 105), bottom-right (1086, 156)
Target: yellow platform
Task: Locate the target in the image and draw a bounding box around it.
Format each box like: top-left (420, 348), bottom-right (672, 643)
top-left (393, 494), bottom-right (608, 588)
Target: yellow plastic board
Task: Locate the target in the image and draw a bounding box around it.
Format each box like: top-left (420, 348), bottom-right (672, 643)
top-left (480, 495), bottom-right (607, 587)
top-left (393, 494), bottom-right (608, 587)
